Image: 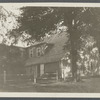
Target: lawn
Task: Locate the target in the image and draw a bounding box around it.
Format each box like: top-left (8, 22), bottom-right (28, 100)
top-left (1, 76), bottom-right (100, 92)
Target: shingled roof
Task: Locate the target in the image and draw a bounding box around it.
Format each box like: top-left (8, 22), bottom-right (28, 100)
top-left (25, 31), bottom-right (68, 66)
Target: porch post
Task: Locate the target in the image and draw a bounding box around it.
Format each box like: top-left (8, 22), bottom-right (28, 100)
top-left (60, 60), bottom-right (63, 79)
top-left (4, 70), bottom-right (6, 85)
top-left (34, 77), bottom-right (36, 83)
top-left (56, 70), bottom-right (58, 81)
top-left (34, 65), bottom-right (37, 83)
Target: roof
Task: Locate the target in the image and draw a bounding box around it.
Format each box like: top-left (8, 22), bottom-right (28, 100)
top-left (25, 31), bottom-right (68, 66)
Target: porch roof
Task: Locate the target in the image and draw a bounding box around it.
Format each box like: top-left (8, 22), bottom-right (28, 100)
top-left (26, 53), bottom-right (65, 66)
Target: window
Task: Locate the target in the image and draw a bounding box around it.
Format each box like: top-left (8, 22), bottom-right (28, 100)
top-left (36, 47), bottom-right (41, 57)
top-left (36, 44), bottom-right (48, 57)
top-left (29, 47), bottom-right (36, 58)
top-left (29, 48), bottom-right (33, 58)
top-left (29, 44), bottom-right (48, 57)
top-left (41, 46), bottom-right (45, 55)
top-left (44, 44), bottom-right (48, 50)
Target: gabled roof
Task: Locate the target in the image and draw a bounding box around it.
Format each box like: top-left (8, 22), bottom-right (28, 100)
top-left (25, 31), bottom-right (68, 66)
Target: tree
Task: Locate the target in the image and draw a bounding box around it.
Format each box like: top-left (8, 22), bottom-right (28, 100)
top-left (12, 7), bottom-right (100, 81)
top-left (0, 6), bottom-right (18, 45)
top-left (0, 6), bottom-right (26, 82)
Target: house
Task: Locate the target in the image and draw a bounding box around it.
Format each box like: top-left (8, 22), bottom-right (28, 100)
top-left (25, 31), bottom-right (72, 83)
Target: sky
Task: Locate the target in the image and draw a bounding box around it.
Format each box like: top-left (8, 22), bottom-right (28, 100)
top-left (2, 4), bottom-right (23, 16)
top-left (0, 4), bottom-right (27, 47)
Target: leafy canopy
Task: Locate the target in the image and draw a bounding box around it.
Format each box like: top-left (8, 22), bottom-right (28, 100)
top-left (12, 7), bottom-right (100, 46)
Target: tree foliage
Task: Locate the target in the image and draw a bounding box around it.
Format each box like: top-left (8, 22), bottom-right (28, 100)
top-left (0, 6), bottom-right (18, 45)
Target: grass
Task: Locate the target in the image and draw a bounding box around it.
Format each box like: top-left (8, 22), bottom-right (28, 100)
top-left (1, 76), bottom-right (100, 92)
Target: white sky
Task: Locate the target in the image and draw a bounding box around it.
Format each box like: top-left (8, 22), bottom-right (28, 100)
top-left (0, 4), bottom-right (26, 47)
top-left (2, 4), bottom-right (23, 16)
top-left (1, 3), bottom-right (100, 15)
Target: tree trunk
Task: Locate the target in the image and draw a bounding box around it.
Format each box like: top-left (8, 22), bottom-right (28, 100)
top-left (64, 10), bottom-right (81, 82)
top-left (67, 19), bottom-right (82, 81)
top-left (70, 29), bottom-right (78, 82)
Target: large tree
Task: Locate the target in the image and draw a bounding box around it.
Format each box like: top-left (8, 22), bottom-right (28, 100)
top-left (13, 7), bottom-right (100, 81)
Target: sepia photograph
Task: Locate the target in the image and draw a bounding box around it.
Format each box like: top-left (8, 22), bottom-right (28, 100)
top-left (0, 3), bottom-right (100, 96)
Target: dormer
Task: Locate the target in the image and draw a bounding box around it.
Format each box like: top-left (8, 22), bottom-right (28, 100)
top-left (28, 42), bottom-right (53, 58)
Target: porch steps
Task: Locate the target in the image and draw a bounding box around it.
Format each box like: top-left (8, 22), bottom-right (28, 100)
top-left (36, 78), bottom-right (57, 84)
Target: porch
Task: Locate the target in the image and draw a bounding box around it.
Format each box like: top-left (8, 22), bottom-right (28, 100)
top-left (26, 62), bottom-right (60, 83)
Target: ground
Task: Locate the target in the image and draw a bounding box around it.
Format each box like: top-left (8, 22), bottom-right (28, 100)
top-left (0, 76), bottom-right (100, 92)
